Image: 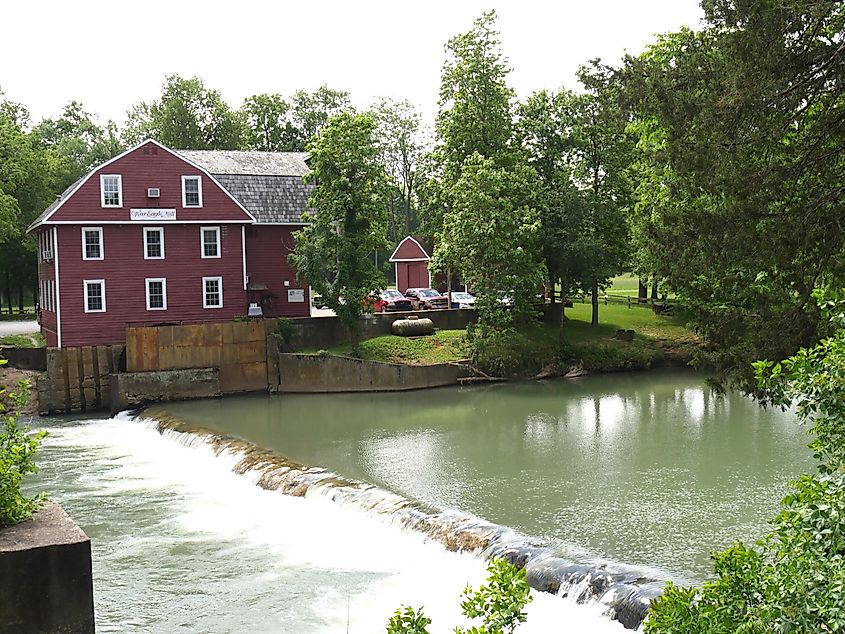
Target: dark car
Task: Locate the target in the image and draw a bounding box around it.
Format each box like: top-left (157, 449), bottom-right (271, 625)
top-left (374, 289), bottom-right (414, 313)
top-left (405, 287), bottom-right (449, 310)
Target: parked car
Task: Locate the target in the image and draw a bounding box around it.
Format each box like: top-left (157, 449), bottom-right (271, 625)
top-left (312, 294), bottom-right (327, 309)
top-left (450, 291), bottom-right (476, 309)
top-left (374, 289), bottom-right (414, 313)
top-left (405, 287), bottom-right (449, 310)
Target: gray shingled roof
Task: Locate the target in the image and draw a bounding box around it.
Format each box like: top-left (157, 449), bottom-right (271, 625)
top-left (179, 150), bottom-right (312, 223)
top-left (178, 150), bottom-right (310, 177)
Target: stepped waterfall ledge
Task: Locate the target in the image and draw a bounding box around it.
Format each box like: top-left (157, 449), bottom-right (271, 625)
top-left (141, 409), bottom-right (661, 629)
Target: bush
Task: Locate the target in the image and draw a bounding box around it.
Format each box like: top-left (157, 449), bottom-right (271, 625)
top-left (469, 325), bottom-right (551, 377)
top-left (387, 558), bottom-right (532, 634)
top-left (0, 370), bottom-right (46, 528)
top-left (270, 318), bottom-right (294, 352)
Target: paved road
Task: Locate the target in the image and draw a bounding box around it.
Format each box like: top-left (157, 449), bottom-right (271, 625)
top-left (0, 320), bottom-right (39, 337)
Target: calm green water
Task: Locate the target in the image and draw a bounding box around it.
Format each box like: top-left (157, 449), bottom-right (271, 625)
top-left (160, 370), bottom-right (812, 580)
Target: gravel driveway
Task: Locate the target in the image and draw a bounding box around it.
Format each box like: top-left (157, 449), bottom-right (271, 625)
top-left (0, 320), bottom-right (39, 337)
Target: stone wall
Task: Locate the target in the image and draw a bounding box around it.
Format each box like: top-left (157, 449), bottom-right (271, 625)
top-left (110, 368), bottom-right (221, 412)
top-left (273, 353), bottom-right (473, 393)
top-left (0, 502), bottom-right (94, 634)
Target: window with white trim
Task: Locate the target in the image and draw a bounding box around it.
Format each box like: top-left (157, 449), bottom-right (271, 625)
top-left (84, 279), bottom-right (106, 313)
top-left (200, 226), bottom-right (220, 258)
top-left (145, 278), bottom-right (167, 310)
top-left (143, 227), bottom-right (165, 259)
top-left (203, 276), bottom-right (223, 308)
top-left (182, 175), bottom-right (203, 207)
top-left (100, 175), bottom-right (122, 207)
top-left (82, 227), bottom-right (104, 260)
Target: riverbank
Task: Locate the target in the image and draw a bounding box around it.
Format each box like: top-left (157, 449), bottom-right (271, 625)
top-left (307, 303), bottom-right (699, 378)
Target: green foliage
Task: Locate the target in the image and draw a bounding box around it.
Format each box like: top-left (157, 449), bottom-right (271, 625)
top-left (123, 75), bottom-right (245, 149)
top-left (0, 371), bottom-right (45, 528)
top-left (456, 558), bottom-right (532, 634)
top-left (645, 298), bottom-right (845, 632)
top-left (288, 112), bottom-right (391, 355)
top-left (269, 318), bottom-right (294, 352)
top-left (386, 606), bottom-right (431, 634)
top-left (309, 330), bottom-right (468, 366)
top-left (387, 559), bottom-right (531, 634)
top-left (621, 1), bottom-right (845, 387)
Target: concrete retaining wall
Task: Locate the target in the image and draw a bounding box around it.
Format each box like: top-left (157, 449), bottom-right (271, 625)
top-left (0, 501), bottom-right (94, 634)
top-left (0, 347), bottom-right (47, 371)
top-left (110, 368), bottom-right (221, 412)
top-left (273, 354), bottom-right (473, 393)
top-left (281, 309), bottom-right (478, 351)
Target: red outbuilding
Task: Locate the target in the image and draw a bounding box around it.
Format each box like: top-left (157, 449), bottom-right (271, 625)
top-left (390, 235), bottom-right (431, 293)
top-left (28, 140), bottom-right (311, 347)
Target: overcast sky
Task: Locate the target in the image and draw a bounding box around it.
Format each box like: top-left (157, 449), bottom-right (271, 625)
top-left (2, 0), bottom-right (703, 127)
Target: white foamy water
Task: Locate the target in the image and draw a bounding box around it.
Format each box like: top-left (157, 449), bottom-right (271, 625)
top-left (31, 416), bottom-right (629, 633)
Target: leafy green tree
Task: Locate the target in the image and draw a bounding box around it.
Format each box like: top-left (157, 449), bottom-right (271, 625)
top-left (0, 370), bottom-right (45, 527)
top-left (515, 89), bottom-right (592, 335)
top-left (425, 10), bottom-right (545, 332)
top-left (288, 113), bottom-right (390, 355)
top-left (386, 606), bottom-right (431, 634)
top-left (645, 291), bottom-right (845, 632)
top-left (240, 93), bottom-right (293, 152)
top-left (123, 75), bottom-right (245, 149)
top-left (621, 0), bottom-right (845, 386)
top-left (568, 62), bottom-right (634, 327)
top-left (370, 98), bottom-right (428, 244)
top-left (287, 85), bottom-right (353, 151)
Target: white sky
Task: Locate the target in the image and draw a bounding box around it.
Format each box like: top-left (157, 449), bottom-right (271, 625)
top-left (1, 0), bottom-right (703, 127)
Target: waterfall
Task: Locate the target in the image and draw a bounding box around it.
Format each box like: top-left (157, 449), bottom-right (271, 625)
top-left (135, 409), bottom-right (662, 630)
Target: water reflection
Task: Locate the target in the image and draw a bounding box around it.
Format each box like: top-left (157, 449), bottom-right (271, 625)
top-left (159, 370), bottom-right (811, 579)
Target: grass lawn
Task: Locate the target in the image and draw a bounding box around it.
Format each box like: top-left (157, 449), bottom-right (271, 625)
top-left (306, 302), bottom-right (698, 373)
top-left (0, 333), bottom-right (46, 348)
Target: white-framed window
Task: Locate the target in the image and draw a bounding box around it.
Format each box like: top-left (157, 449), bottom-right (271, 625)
top-left (200, 226), bottom-right (220, 258)
top-left (100, 174), bottom-right (122, 207)
top-left (143, 227), bottom-right (165, 259)
top-left (145, 278), bottom-right (167, 311)
top-left (83, 279), bottom-right (106, 313)
top-left (202, 276), bottom-right (223, 309)
top-left (81, 227), bottom-right (104, 260)
top-left (182, 175), bottom-right (203, 208)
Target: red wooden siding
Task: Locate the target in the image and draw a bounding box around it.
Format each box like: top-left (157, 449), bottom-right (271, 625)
top-left (55, 223), bottom-right (247, 346)
top-left (396, 261), bottom-right (429, 293)
top-left (244, 225), bottom-right (310, 318)
top-left (390, 236), bottom-right (429, 261)
top-left (47, 141), bottom-right (252, 225)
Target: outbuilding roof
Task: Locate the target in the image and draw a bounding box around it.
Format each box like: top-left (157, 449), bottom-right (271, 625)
top-left (178, 150), bottom-right (312, 224)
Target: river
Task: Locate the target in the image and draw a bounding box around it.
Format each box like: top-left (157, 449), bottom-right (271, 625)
top-left (25, 369), bottom-right (811, 632)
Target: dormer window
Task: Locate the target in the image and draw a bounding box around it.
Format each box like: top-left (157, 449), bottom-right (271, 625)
top-left (182, 176), bottom-right (203, 208)
top-left (100, 175), bottom-right (122, 207)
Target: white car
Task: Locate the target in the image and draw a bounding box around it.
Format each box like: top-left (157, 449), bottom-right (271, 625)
top-left (450, 291), bottom-right (476, 309)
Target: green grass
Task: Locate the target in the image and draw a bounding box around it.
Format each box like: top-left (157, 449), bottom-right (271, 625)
top-left (306, 303), bottom-right (698, 376)
top-left (0, 333), bottom-right (46, 348)
top-left (307, 329), bottom-right (469, 365)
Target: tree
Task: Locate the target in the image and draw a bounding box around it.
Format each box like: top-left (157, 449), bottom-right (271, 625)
top-left (286, 85), bottom-right (353, 151)
top-left (645, 292), bottom-right (845, 632)
top-left (370, 98), bottom-right (428, 244)
top-left (240, 93), bottom-right (293, 152)
top-left (621, 0), bottom-right (845, 386)
top-left (568, 63), bottom-right (634, 327)
top-left (288, 113), bottom-right (390, 355)
top-left (123, 75), bottom-right (245, 149)
top-left (425, 10), bottom-right (545, 331)
top-left (515, 89), bottom-right (592, 336)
